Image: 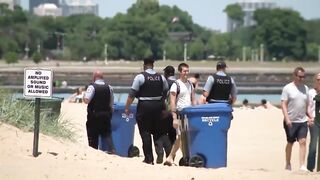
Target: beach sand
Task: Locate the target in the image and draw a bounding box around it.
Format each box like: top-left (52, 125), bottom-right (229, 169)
top-left (0, 101), bottom-right (319, 180)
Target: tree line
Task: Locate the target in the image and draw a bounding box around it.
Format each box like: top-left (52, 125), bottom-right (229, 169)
top-left (0, 1), bottom-right (319, 63)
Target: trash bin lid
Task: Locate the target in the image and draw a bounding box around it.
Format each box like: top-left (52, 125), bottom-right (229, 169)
top-left (113, 102), bottom-right (136, 111)
top-left (182, 103), bottom-right (232, 113)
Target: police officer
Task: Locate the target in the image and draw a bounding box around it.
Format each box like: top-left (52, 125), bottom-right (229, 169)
top-left (164, 65), bottom-right (176, 88)
top-left (202, 61), bottom-right (237, 104)
top-left (83, 70), bottom-right (115, 153)
top-left (163, 66), bottom-right (177, 145)
top-left (125, 57), bottom-right (168, 165)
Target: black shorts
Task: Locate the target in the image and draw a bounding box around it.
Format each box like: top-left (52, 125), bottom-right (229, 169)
top-left (283, 121), bottom-right (308, 143)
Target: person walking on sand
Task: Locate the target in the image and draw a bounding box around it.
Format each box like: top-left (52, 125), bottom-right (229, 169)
top-left (163, 65), bottom-right (178, 146)
top-left (164, 63), bottom-right (196, 166)
top-left (125, 57), bottom-right (168, 165)
top-left (202, 61), bottom-right (237, 104)
top-left (152, 65), bottom-right (177, 163)
top-left (83, 70), bottom-right (115, 153)
top-left (281, 67), bottom-right (313, 171)
top-left (307, 73), bottom-right (320, 172)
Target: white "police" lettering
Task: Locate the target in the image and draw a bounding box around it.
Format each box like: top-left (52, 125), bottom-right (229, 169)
top-left (201, 116), bottom-right (219, 126)
top-left (147, 76), bottom-right (160, 81)
top-left (216, 79), bottom-right (230, 84)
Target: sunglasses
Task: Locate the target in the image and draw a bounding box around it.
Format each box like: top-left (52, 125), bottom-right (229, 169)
top-left (296, 75), bottom-right (305, 79)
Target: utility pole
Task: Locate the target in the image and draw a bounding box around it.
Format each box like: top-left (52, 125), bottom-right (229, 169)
top-left (163, 50), bottom-right (166, 61)
top-left (242, 46), bottom-right (246, 62)
top-left (37, 42), bottom-right (40, 53)
top-left (56, 33), bottom-right (60, 50)
top-left (251, 49), bottom-right (254, 61)
top-left (260, 44), bottom-right (264, 62)
top-left (25, 42), bottom-right (29, 59)
top-left (184, 42), bottom-right (187, 62)
top-left (104, 43), bottom-right (108, 64)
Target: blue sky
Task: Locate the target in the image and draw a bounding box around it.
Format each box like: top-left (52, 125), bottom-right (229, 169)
top-left (21, 0), bottom-right (320, 32)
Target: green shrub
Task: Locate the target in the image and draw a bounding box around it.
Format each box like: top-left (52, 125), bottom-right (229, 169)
top-left (4, 52), bottom-right (19, 64)
top-left (32, 52), bottom-right (42, 64)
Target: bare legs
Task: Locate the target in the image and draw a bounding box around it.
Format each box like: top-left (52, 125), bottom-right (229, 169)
top-left (285, 138), bottom-right (307, 171)
top-left (285, 142), bottom-right (293, 170)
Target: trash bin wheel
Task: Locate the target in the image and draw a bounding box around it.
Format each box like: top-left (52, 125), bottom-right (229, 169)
top-left (189, 154), bottom-right (205, 168)
top-left (128, 145), bottom-right (139, 157)
top-left (179, 157), bottom-right (189, 166)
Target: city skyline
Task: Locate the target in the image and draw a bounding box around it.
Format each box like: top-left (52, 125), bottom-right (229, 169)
top-left (19, 0), bottom-right (320, 32)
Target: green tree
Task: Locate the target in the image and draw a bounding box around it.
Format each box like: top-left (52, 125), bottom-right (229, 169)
top-left (189, 39), bottom-right (205, 60)
top-left (163, 40), bottom-right (183, 60)
top-left (208, 33), bottom-right (229, 58)
top-left (131, 0), bottom-right (159, 16)
top-left (224, 4), bottom-right (244, 30)
top-left (306, 43), bottom-right (319, 61)
top-left (0, 2), bottom-right (218, 61)
top-left (305, 19), bottom-right (320, 44)
top-left (103, 5), bottom-right (168, 60)
top-left (0, 37), bottom-right (19, 58)
top-left (63, 14), bottom-right (105, 60)
top-left (253, 8), bottom-right (307, 60)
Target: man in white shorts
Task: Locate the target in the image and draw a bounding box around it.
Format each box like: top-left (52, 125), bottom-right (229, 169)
top-left (163, 63), bottom-right (196, 166)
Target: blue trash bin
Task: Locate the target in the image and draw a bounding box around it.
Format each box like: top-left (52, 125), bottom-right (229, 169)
top-left (181, 103), bottom-right (233, 168)
top-left (99, 103), bottom-right (139, 157)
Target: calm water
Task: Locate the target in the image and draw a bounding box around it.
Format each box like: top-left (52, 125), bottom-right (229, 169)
top-left (52, 93), bottom-right (281, 105)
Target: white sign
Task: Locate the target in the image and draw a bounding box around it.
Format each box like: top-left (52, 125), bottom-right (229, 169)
top-left (121, 113), bottom-right (134, 122)
top-left (24, 68), bottom-right (53, 98)
top-left (201, 116), bottom-right (219, 126)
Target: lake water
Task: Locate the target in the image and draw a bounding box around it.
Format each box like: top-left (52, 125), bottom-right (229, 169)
top-left (52, 93), bottom-right (281, 105)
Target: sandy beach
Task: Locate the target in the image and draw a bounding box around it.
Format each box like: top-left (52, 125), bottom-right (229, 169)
top-left (0, 101), bottom-right (319, 180)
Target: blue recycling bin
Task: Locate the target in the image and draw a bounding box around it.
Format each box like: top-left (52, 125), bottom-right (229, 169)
top-left (99, 103), bottom-right (139, 157)
top-left (181, 103), bottom-right (233, 168)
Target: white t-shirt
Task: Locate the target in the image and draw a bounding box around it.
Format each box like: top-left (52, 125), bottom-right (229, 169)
top-left (308, 88), bottom-right (317, 118)
top-left (281, 82), bottom-right (309, 123)
top-left (170, 79), bottom-right (193, 111)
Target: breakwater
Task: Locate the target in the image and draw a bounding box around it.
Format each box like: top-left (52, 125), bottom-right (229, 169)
top-left (0, 68), bottom-right (315, 94)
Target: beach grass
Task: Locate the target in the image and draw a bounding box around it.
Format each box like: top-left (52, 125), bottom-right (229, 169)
top-left (0, 89), bottom-right (76, 140)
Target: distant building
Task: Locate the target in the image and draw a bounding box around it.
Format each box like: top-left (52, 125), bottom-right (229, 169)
top-left (33, 3), bottom-right (62, 17)
top-left (227, 0), bottom-right (276, 32)
top-left (60, 0), bottom-right (98, 16)
top-left (29, 0), bottom-right (59, 13)
top-left (0, 0), bottom-right (20, 10)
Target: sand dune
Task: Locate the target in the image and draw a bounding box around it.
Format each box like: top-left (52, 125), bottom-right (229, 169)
top-left (0, 101), bottom-right (319, 180)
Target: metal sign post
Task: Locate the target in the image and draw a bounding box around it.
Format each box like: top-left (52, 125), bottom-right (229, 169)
top-left (24, 68), bottom-right (53, 157)
top-left (33, 98), bottom-right (41, 157)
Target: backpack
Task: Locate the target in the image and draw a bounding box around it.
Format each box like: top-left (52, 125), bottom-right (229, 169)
top-left (173, 80), bottom-right (193, 97)
top-left (165, 80), bottom-right (193, 111)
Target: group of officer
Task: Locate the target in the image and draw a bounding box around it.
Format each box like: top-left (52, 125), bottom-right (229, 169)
top-left (82, 58), bottom-right (237, 165)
